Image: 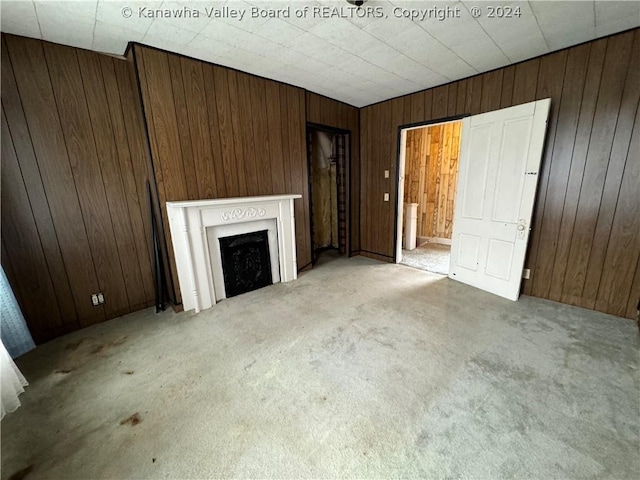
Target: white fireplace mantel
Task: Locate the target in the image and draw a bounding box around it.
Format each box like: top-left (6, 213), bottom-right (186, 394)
top-left (166, 194), bottom-right (302, 313)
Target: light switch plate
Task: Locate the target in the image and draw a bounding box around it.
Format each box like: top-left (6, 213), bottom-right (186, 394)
top-left (384, 193), bottom-right (389, 201)
top-left (384, 170), bottom-right (389, 178)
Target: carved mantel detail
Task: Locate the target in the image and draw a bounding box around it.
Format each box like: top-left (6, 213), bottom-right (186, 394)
top-left (221, 207), bottom-right (266, 222)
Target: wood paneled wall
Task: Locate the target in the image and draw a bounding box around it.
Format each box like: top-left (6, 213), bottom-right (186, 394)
top-left (133, 45), bottom-right (311, 303)
top-left (306, 92), bottom-right (360, 253)
top-left (360, 28), bottom-right (639, 319)
top-left (1, 34), bottom-right (155, 343)
top-left (404, 122), bottom-right (461, 240)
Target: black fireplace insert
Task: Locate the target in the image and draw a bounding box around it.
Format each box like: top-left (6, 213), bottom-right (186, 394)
top-left (219, 230), bottom-right (272, 298)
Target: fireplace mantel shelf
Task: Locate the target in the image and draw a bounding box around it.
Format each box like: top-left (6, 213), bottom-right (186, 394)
top-left (166, 194), bottom-right (302, 208)
top-left (166, 194), bottom-right (302, 313)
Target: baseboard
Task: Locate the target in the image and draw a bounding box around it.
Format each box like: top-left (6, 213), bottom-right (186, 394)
top-left (418, 236), bottom-right (452, 246)
top-left (358, 251), bottom-right (394, 263)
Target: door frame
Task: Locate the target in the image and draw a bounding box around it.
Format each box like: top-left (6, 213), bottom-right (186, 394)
top-left (306, 123), bottom-right (352, 263)
top-left (394, 115), bottom-right (468, 264)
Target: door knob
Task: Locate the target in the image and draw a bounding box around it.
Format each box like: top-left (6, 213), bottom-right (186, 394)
top-left (517, 224), bottom-right (525, 231)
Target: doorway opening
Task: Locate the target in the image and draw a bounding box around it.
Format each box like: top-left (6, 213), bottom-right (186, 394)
top-left (396, 119), bottom-right (463, 275)
top-left (307, 125), bottom-right (349, 264)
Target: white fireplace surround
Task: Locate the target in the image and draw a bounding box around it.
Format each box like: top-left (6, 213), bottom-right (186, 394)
top-left (166, 195), bottom-right (302, 313)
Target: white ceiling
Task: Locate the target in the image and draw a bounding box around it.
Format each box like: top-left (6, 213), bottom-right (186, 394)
top-left (1, 0), bottom-right (639, 107)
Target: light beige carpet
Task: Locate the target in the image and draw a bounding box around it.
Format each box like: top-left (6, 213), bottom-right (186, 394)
top-left (401, 242), bottom-right (451, 275)
top-left (1, 252), bottom-right (638, 479)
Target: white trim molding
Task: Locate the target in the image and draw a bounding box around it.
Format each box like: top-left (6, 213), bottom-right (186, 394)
top-left (166, 195), bottom-right (302, 313)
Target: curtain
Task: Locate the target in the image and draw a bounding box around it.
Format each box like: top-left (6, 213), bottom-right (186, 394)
top-left (1, 340), bottom-right (28, 420)
top-left (0, 266), bottom-right (33, 419)
top-left (1, 266), bottom-right (35, 358)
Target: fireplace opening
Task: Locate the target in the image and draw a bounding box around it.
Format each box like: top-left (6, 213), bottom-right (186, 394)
top-left (219, 230), bottom-right (272, 298)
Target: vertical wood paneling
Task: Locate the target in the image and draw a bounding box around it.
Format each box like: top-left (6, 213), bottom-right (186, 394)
top-left (512, 58), bottom-right (540, 105)
top-left (359, 28), bottom-right (640, 319)
top-left (410, 91), bottom-right (426, 122)
top-left (480, 70), bottom-right (503, 113)
top-left (548, 38), bottom-right (607, 302)
top-left (455, 79), bottom-right (467, 115)
top-left (2, 35), bottom-right (155, 342)
top-left (5, 35), bottom-right (105, 327)
top-left (1, 109), bottom-right (65, 340)
top-left (587, 32), bottom-right (640, 310)
top-left (266, 82), bottom-right (286, 195)
top-left (500, 65), bottom-right (515, 108)
top-left (227, 70), bottom-right (248, 197)
top-left (181, 59), bottom-right (216, 199)
top-left (167, 54), bottom-right (198, 201)
top-left (206, 65), bottom-right (231, 198)
top-left (562, 33), bottom-right (634, 307)
top-left (432, 85), bottom-right (448, 119)
top-left (466, 75), bottom-right (483, 114)
top-left (76, 50), bottom-right (147, 311)
top-left (113, 57), bottom-right (157, 302)
top-left (44, 42), bottom-right (130, 319)
top-left (1, 42), bottom-right (79, 326)
top-left (595, 101), bottom-right (639, 316)
top-left (530, 44), bottom-right (590, 299)
top-left (522, 49), bottom-right (568, 296)
top-left (447, 83), bottom-right (458, 117)
top-left (249, 76), bottom-right (273, 195)
top-left (288, 87), bottom-right (311, 268)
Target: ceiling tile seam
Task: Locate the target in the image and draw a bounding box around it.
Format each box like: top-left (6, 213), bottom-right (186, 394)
top-left (528, 0), bottom-right (551, 52)
top-left (391, 0), bottom-right (477, 77)
top-left (299, 28), bottom-right (425, 91)
top-left (91, 0), bottom-right (99, 50)
top-left (32, 0), bottom-right (44, 39)
top-left (459, 1), bottom-right (512, 63)
top-left (372, 34), bottom-right (454, 83)
top-left (376, 0), bottom-right (455, 78)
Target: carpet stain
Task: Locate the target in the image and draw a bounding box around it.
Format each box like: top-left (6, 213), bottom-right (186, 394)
top-left (57, 336), bottom-right (130, 374)
top-left (125, 370), bottom-right (135, 375)
top-left (416, 430), bottom-right (430, 448)
top-left (8, 464), bottom-right (34, 480)
top-left (120, 413), bottom-right (141, 426)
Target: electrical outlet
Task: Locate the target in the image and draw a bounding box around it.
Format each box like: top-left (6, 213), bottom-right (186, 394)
top-left (522, 268), bottom-right (531, 279)
top-left (97, 293), bottom-right (105, 304)
top-left (91, 294), bottom-right (99, 306)
top-left (384, 193), bottom-right (389, 201)
top-left (384, 170), bottom-right (389, 178)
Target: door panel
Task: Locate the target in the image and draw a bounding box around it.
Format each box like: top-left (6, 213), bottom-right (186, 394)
top-left (449, 99), bottom-right (551, 301)
top-left (461, 124), bottom-right (492, 219)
